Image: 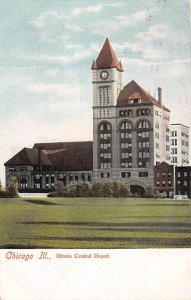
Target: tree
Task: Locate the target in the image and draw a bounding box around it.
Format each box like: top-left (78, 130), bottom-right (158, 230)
top-left (7, 176), bottom-right (19, 198)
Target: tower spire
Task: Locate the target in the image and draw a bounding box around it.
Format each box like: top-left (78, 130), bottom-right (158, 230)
top-left (93, 38), bottom-right (123, 71)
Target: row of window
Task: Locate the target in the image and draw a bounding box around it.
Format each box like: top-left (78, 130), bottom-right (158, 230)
top-left (99, 120), bottom-right (151, 131)
top-left (119, 109), bottom-right (150, 117)
top-left (99, 121), bottom-right (150, 169)
top-left (9, 166), bottom-right (28, 172)
top-left (100, 171), bottom-right (148, 178)
top-left (18, 172), bottom-right (92, 189)
top-left (156, 181), bottom-right (172, 187)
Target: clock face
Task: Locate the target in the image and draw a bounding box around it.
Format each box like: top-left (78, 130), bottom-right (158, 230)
top-left (100, 70), bottom-right (109, 80)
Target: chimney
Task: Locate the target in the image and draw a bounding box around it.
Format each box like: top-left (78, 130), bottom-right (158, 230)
top-left (158, 87), bottom-right (162, 105)
top-left (38, 147), bottom-right (42, 171)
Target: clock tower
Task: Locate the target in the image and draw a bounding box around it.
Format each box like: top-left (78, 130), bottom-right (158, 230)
top-left (91, 38), bottom-right (124, 180)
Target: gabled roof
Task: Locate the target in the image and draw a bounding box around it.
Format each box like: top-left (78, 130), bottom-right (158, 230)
top-left (4, 148), bottom-right (38, 166)
top-left (5, 142), bottom-right (93, 172)
top-left (117, 80), bottom-right (170, 111)
top-left (92, 38), bottom-right (123, 71)
top-left (4, 148), bottom-right (52, 167)
top-left (34, 141), bottom-right (93, 171)
top-left (154, 161), bottom-right (172, 168)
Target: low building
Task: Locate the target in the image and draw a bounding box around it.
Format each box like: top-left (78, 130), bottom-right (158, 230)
top-left (4, 142), bottom-right (93, 193)
top-left (175, 166), bottom-right (191, 198)
top-left (154, 162), bottom-right (174, 198)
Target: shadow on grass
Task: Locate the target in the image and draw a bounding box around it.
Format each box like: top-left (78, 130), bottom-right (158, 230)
top-left (21, 221), bottom-right (191, 227)
top-left (22, 200), bottom-right (190, 207)
top-left (24, 200), bottom-right (59, 206)
top-left (0, 244), bottom-right (50, 249)
top-left (22, 236), bottom-right (191, 247)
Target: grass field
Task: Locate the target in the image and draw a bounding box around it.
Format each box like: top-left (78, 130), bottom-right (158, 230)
top-left (0, 197), bottom-right (191, 248)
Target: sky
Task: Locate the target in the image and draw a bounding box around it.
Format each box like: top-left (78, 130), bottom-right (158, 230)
top-left (0, 0), bottom-right (190, 185)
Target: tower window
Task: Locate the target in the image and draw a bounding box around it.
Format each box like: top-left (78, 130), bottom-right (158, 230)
top-left (99, 86), bottom-right (111, 106)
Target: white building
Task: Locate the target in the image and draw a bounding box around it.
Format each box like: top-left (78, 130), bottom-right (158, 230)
top-left (170, 123), bottom-right (190, 165)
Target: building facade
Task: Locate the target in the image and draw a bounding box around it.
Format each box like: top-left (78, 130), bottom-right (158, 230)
top-left (4, 142), bottom-right (93, 192)
top-left (170, 123), bottom-right (190, 166)
top-left (154, 162), bottom-right (174, 198)
top-left (175, 166), bottom-right (191, 198)
top-left (92, 38), bottom-right (170, 191)
top-left (154, 162), bottom-right (191, 198)
top-left (4, 38), bottom-right (171, 194)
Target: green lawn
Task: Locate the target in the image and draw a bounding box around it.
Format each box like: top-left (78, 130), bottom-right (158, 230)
top-left (0, 197), bottom-right (191, 248)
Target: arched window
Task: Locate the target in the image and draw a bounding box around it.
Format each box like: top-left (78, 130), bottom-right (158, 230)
top-left (119, 110), bottom-right (133, 117)
top-left (120, 121), bottom-right (133, 169)
top-left (98, 122), bottom-right (112, 169)
top-left (99, 122), bottom-right (111, 131)
top-left (137, 120), bottom-right (150, 129)
top-left (136, 109), bottom-right (150, 116)
top-left (121, 121), bottom-right (132, 130)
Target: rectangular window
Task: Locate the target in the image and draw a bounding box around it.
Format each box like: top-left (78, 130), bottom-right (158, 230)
top-left (121, 143), bottom-right (132, 149)
top-left (45, 174), bottom-right (49, 185)
top-left (75, 173), bottom-right (79, 181)
top-left (100, 152), bottom-right (112, 159)
top-left (100, 133), bottom-right (111, 139)
top-left (20, 166), bottom-right (27, 171)
top-left (121, 172), bottom-right (131, 178)
top-left (121, 162), bottom-right (132, 168)
top-left (100, 143), bottom-right (111, 150)
top-left (155, 123), bottom-right (159, 129)
top-left (172, 157), bottom-right (177, 163)
top-left (138, 131), bottom-right (149, 138)
top-left (88, 173), bottom-right (91, 182)
top-left (121, 132), bottom-right (132, 139)
top-left (101, 172), bottom-right (110, 178)
top-left (155, 132), bottom-right (160, 139)
top-left (121, 152), bottom-right (132, 158)
top-left (100, 163), bottom-right (111, 169)
top-left (9, 167), bottom-right (16, 171)
top-left (139, 172), bottom-right (148, 177)
top-left (69, 174), bottom-right (73, 182)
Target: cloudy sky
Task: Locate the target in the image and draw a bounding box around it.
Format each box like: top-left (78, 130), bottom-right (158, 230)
top-left (0, 0), bottom-right (190, 185)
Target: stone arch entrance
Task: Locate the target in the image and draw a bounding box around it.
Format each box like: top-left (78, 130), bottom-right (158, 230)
top-left (130, 185), bottom-right (145, 195)
top-left (124, 179), bottom-right (149, 196)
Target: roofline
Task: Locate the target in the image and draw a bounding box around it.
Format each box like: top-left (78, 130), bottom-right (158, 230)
top-left (34, 141), bottom-right (93, 146)
top-left (170, 123), bottom-right (190, 128)
top-left (92, 66), bottom-right (124, 72)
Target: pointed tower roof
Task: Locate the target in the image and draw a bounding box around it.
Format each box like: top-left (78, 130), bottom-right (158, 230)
top-left (91, 59), bottom-right (97, 69)
top-left (93, 38), bottom-right (123, 71)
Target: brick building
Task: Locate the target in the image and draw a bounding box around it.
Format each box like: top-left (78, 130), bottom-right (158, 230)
top-left (176, 166), bottom-right (191, 198)
top-left (154, 162), bottom-right (174, 198)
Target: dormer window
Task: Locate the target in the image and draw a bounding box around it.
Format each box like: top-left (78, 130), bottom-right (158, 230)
top-left (127, 92), bottom-right (142, 104)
